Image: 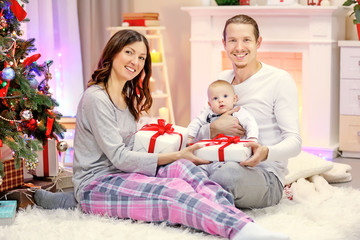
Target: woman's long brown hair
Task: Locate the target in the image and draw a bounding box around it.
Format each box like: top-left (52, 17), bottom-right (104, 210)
top-left (88, 29), bottom-right (153, 121)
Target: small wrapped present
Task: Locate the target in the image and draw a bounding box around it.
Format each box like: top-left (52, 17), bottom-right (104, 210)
top-left (33, 138), bottom-right (59, 177)
top-left (194, 134), bottom-right (253, 162)
top-left (133, 119), bottom-right (188, 153)
top-left (0, 200), bottom-right (17, 225)
top-left (46, 167), bottom-right (73, 190)
top-left (0, 158), bottom-right (24, 192)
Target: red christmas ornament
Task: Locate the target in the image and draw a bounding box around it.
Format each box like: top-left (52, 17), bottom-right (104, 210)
top-left (26, 118), bottom-right (37, 131)
top-left (0, 16), bottom-right (7, 30)
top-left (0, 80), bottom-right (9, 97)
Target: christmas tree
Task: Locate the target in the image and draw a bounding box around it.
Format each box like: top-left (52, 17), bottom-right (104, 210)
top-left (0, 0), bottom-right (66, 178)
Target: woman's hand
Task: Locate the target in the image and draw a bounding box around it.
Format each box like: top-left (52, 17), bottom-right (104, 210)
top-left (240, 141), bottom-right (269, 167)
top-left (210, 106), bottom-right (245, 138)
top-left (157, 143), bottom-right (210, 166)
top-left (179, 143), bottom-right (211, 165)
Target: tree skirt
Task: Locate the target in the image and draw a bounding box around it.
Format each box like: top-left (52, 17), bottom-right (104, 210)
top-left (1, 186), bottom-right (360, 240)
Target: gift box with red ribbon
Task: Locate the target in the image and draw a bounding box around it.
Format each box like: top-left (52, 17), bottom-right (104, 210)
top-left (133, 119), bottom-right (188, 153)
top-left (194, 134), bottom-right (253, 162)
top-left (33, 138), bottom-right (59, 177)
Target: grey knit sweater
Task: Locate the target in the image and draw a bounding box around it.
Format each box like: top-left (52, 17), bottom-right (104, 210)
top-left (72, 85), bottom-right (158, 202)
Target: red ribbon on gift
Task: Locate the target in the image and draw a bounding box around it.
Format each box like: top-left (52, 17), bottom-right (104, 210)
top-left (197, 134), bottom-right (251, 162)
top-left (140, 119), bottom-right (183, 153)
top-left (43, 139), bottom-right (49, 176)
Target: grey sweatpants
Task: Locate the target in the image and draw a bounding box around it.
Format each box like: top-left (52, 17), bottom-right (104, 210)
top-left (199, 162), bottom-right (283, 209)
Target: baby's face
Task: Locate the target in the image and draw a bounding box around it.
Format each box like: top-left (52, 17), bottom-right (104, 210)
top-left (208, 85), bottom-right (237, 114)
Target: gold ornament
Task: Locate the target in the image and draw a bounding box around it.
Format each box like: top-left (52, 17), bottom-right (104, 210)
top-left (57, 141), bottom-right (68, 152)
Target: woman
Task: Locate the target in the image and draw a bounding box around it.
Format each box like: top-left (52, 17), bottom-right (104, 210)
top-left (35, 30), bottom-right (288, 240)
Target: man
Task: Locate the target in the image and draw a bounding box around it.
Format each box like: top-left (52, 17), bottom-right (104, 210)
top-left (194, 14), bottom-right (302, 209)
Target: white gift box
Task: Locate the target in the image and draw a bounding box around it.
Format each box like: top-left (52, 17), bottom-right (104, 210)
top-left (33, 138), bottom-right (59, 177)
top-left (194, 136), bottom-right (253, 162)
top-left (133, 119), bottom-right (188, 153)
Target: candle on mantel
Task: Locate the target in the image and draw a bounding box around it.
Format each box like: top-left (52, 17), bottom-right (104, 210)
top-left (150, 49), bottom-right (161, 63)
top-left (158, 107), bottom-right (169, 123)
top-left (149, 77), bottom-right (156, 94)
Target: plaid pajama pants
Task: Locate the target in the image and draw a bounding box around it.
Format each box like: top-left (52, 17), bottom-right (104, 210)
top-left (80, 159), bottom-right (253, 239)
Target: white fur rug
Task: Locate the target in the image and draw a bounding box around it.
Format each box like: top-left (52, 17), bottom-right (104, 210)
top-left (1, 186), bottom-right (360, 240)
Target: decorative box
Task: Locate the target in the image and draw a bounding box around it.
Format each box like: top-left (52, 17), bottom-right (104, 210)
top-left (194, 134), bottom-right (253, 162)
top-left (0, 200), bottom-right (17, 225)
top-left (0, 159), bottom-right (24, 192)
top-left (33, 138), bottom-right (59, 177)
top-left (133, 119), bottom-right (188, 153)
top-left (46, 167), bottom-right (73, 191)
top-left (0, 178), bottom-right (56, 210)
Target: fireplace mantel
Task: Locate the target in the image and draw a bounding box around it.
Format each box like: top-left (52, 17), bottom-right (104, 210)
top-left (182, 6), bottom-right (347, 158)
top-left (182, 5), bottom-right (345, 16)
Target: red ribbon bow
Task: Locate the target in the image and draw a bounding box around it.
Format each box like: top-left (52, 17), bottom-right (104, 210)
top-left (140, 119), bottom-right (183, 153)
top-left (10, 0), bottom-right (27, 22)
top-left (23, 54), bottom-right (41, 67)
top-left (197, 134), bottom-right (251, 162)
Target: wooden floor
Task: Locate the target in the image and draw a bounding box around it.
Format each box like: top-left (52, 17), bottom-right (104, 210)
top-left (332, 157), bottom-right (360, 189)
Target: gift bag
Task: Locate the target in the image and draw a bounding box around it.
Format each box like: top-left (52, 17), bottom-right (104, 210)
top-left (194, 134), bottom-right (253, 162)
top-left (133, 119), bottom-right (188, 153)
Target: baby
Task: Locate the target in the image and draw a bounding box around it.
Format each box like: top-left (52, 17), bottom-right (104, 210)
top-left (187, 80), bottom-right (258, 145)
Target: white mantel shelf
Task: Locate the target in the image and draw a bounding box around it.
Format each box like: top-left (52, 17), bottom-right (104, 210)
top-left (181, 5), bottom-right (347, 16)
top-left (338, 40), bottom-right (360, 47)
top-left (182, 5), bottom-right (347, 159)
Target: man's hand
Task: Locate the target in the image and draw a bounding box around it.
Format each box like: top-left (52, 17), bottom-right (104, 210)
top-left (210, 106), bottom-right (245, 138)
top-left (240, 141), bottom-right (269, 167)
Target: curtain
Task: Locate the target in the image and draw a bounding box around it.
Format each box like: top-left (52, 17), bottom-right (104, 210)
top-left (25, 0), bottom-right (84, 117)
top-left (77, 0), bottom-right (129, 89)
top-left (24, 0), bottom-right (129, 117)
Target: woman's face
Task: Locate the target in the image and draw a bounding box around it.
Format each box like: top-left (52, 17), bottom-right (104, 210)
top-left (111, 41), bottom-right (147, 81)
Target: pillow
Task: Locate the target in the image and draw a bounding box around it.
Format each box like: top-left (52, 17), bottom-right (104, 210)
top-left (285, 151), bottom-right (334, 185)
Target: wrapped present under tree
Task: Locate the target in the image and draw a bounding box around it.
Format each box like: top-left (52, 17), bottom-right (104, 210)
top-left (0, 0), bottom-right (66, 186)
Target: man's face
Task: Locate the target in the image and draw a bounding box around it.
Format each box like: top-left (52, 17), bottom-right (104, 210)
top-left (222, 23), bottom-right (261, 69)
